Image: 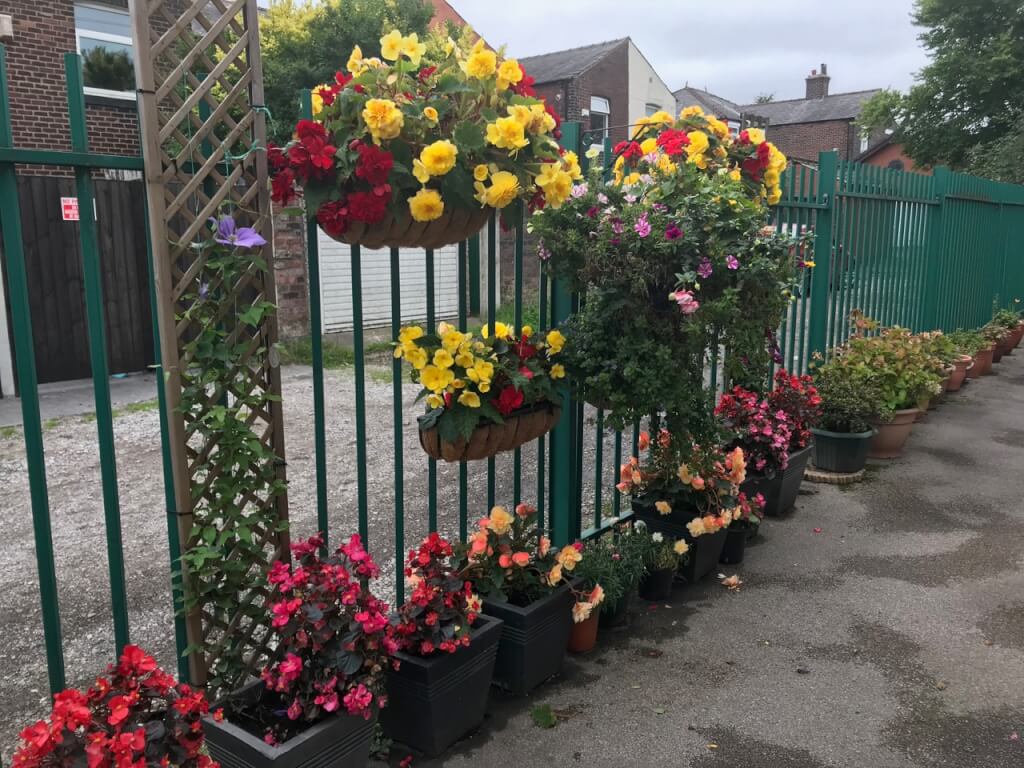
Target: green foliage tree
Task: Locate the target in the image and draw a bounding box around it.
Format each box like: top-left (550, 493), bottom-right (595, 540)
top-left (261, 0), bottom-right (433, 141)
top-left (858, 0), bottom-right (1024, 174)
top-left (754, 92), bottom-right (774, 104)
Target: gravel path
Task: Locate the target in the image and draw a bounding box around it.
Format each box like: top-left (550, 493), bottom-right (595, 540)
top-left (0, 364), bottom-right (617, 757)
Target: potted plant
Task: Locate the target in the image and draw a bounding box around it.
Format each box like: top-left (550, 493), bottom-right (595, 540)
top-left (566, 583), bottom-right (606, 654)
top-left (269, 31), bottom-right (577, 249)
top-left (457, 503), bottom-right (577, 695)
top-left (716, 369), bottom-right (822, 516)
top-left (973, 325), bottom-right (1002, 374)
top-left (573, 527), bottom-right (646, 629)
top-left (992, 308), bottom-right (1022, 356)
top-left (983, 322), bottom-right (1011, 364)
top-left (809, 355), bottom-right (889, 473)
top-left (394, 322), bottom-right (564, 461)
top-left (382, 533), bottom-right (502, 757)
top-left (204, 534), bottom-right (392, 768)
top-left (720, 492), bottom-right (766, 563)
top-left (947, 329), bottom-right (986, 384)
top-left (14, 645), bottom-right (218, 768)
top-left (619, 431), bottom-right (746, 582)
top-left (634, 522), bottom-right (689, 601)
top-left (918, 331), bottom-right (959, 398)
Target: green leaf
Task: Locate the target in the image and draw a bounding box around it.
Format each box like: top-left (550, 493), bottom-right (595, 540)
top-left (436, 74), bottom-right (472, 93)
top-left (531, 704), bottom-right (557, 729)
top-left (454, 121), bottom-right (486, 150)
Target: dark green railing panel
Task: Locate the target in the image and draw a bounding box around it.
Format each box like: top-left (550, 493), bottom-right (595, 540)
top-left (350, 243), bottom-right (370, 542)
top-left (425, 248), bottom-right (438, 534)
top-left (457, 239), bottom-right (469, 542)
top-left (485, 214), bottom-right (497, 511)
top-left (390, 248), bottom-right (405, 604)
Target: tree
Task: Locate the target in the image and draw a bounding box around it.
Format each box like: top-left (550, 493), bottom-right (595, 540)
top-left (261, 0), bottom-right (433, 141)
top-left (754, 92), bottom-right (774, 104)
top-left (858, 0), bottom-right (1024, 173)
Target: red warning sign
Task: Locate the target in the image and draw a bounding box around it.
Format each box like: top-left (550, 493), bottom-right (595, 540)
top-left (61, 197), bottom-right (79, 221)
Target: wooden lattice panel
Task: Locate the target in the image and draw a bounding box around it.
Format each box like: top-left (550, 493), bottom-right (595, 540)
top-left (132, 0), bottom-right (288, 687)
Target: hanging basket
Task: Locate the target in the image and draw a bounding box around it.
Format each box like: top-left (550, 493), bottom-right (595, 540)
top-left (329, 207), bottom-right (491, 251)
top-left (419, 404), bottom-right (562, 463)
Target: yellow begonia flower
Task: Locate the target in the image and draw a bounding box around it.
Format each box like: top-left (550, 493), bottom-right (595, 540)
top-left (444, 36), bottom-right (457, 56)
top-left (426, 393), bottom-right (444, 409)
top-left (420, 365), bottom-right (454, 393)
top-left (764, 169), bottom-right (780, 187)
top-left (347, 45), bottom-right (366, 75)
top-left (546, 329), bottom-right (565, 354)
top-left (546, 563), bottom-right (563, 586)
top-left (455, 351), bottom-right (475, 368)
top-left (406, 347), bottom-right (428, 370)
top-left (487, 505), bottom-right (513, 534)
top-left (464, 46), bottom-right (497, 79)
top-left (433, 348), bottom-right (454, 369)
top-left (706, 116), bottom-right (730, 139)
top-left (458, 391), bottom-right (481, 408)
top-left (680, 105), bottom-right (705, 118)
top-left (804, 259), bottom-right (816, 268)
top-left (474, 359), bottom-right (494, 380)
top-left (398, 326), bottom-right (425, 344)
top-left (729, 168), bottom-right (742, 182)
top-left (521, 325), bottom-right (533, 338)
top-left (310, 87), bottom-right (325, 116)
top-left (380, 30), bottom-right (403, 61)
top-left (481, 321), bottom-right (511, 340)
top-left (419, 140), bottom-right (458, 176)
top-left (550, 363), bottom-right (565, 379)
top-left (655, 500), bottom-right (672, 515)
top-left (423, 106), bottom-right (439, 123)
top-left (562, 151), bottom-right (582, 180)
top-left (556, 545), bottom-right (582, 571)
top-left (473, 164), bottom-right (489, 181)
top-left (767, 188), bottom-right (782, 205)
top-left (478, 380), bottom-right (491, 393)
top-left (746, 127), bottom-right (766, 145)
top-left (496, 58), bottom-right (523, 90)
top-left (475, 170), bottom-right (520, 208)
top-left (412, 159), bottom-right (431, 185)
top-left (486, 116), bottom-right (530, 151)
top-left (441, 330), bottom-right (465, 352)
top-left (507, 104), bottom-right (532, 127)
top-left (535, 163), bottom-right (573, 208)
top-left (640, 137), bottom-right (658, 155)
top-left (527, 104), bottom-right (555, 135)
top-left (362, 99), bottom-right (404, 142)
top-left (673, 539), bottom-right (689, 556)
top-left (408, 188), bottom-right (445, 222)
top-left (401, 32), bottom-right (426, 66)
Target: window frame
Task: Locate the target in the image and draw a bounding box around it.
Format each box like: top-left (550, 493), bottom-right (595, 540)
top-left (589, 95), bottom-right (610, 148)
top-left (75, 1), bottom-right (136, 101)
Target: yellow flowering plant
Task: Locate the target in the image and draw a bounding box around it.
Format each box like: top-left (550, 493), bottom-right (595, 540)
top-left (394, 320), bottom-right (566, 448)
top-left (269, 30), bottom-right (578, 249)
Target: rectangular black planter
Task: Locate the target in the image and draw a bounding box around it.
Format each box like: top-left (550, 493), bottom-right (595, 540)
top-left (381, 615), bottom-right (503, 757)
top-left (203, 680), bottom-right (376, 768)
top-left (630, 499), bottom-right (727, 582)
top-left (740, 443), bottom-right (813, 517)
top-left (482, 583), bottom-right (573, 696)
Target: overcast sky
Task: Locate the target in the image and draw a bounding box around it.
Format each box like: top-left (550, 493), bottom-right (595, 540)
top-left (457, 0), bottom-right (928, 104)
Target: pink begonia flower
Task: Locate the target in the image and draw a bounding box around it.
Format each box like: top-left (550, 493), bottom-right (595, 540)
top-left (670, 290), bottom-right (700, 315)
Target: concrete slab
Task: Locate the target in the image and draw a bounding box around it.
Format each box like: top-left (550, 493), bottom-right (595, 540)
top-left (0, 372), bottom-right (157, 428)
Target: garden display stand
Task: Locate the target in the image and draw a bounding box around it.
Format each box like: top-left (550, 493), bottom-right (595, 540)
top-left (419, 405), bottom-right (561, 462)
top-left (381, 615), bottom-right (503, 757)
top-left (740, 443), bottom-right (813, 517)
top-left (330, 208), bottom-right (490, 250)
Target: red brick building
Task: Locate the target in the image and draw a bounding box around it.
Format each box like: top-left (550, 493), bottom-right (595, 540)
top-left (857, 135), bottom-right (927, 174)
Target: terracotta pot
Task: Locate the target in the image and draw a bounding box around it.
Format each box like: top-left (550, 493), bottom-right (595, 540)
top-left (996, 335), bottom-right (1013, 358)
top-left (968, 346), bottom-right (994, 378)
top-left (940, 365), bottom-right (955, 394)
top-left (567, 611), bottom-right (600, 654)
top-left (868, 408), bottom-right (919, 459)
top-left (946, 356), bottom-right (972, 392)
top-left (1013, 324), bottom-right (1024, 348)
top-left (993, 340), bottom-right (1006, 363)
top-left (419, 405), bottom-right (561, 462)
top-left (328, 207), bottom-right (490, 250)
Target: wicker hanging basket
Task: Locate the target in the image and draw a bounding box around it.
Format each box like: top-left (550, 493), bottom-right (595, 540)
top-left (419, 404), bottom-right (562, 463)
top-left (329, 207), bottom-right (491, 250)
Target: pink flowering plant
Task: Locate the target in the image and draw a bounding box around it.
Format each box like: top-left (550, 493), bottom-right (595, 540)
top-left (13, 645), bottom-right (218, 768)
top-left (253, 534), bottom-right (394, 744)
top-left (391, 532), bottom-right (482, 657)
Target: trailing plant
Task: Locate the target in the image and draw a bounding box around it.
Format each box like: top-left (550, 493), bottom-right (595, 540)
top-left (394, 321), bottom-right (564, 442)
top-left (456, 503), bottom-right (579, 606)
top-left (176, 214), bottom-right (287, 695)
top-left (13, 645), bottom-right (218, 768)
top-left (253, 534), bottom-right (394, 744)
top-left (391, 532), bottom-right (481, 656)
top-left (811, 354), bottom-right (891, 433)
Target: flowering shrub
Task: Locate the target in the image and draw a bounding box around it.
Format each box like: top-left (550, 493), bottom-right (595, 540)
top-left (270, 30), bottom-right (578, 240)
top-left (258, 534), bottom-right (394, 742)
top-left (394, 321), bottom-right (565, 442)
top-left (632, 520), bottom-right (689, 571)
top-left (456, 503), bottom-right (579, 606)
top-left (391, 533), bottom-right (481, 656)
top-left (13, 645), bottom-right (217, 768)
top-left (616, 429), bottom-right (747, 536)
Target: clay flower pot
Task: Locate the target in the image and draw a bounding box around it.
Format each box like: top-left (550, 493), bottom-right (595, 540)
top-left (868, 408), bottom-right (919, 458)
top-left (970, 346), bottom-right (995, 377)
top-left (946, 356), bottom-right (972, 392)
top-left (567, 611), bottom-right (600, 654)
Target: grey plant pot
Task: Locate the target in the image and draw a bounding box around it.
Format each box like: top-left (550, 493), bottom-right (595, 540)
top-left (741, 443), bottom-right (813, 517)
top-left (811, 427), bottom-right (874, 474)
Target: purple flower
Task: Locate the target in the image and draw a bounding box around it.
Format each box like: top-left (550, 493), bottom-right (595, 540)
top-left (537, 240), bottom-right (551, 262)
top-left (198, 281), bottom-right (209, 300)
top-left (726, 254), bottom-right (740, 270)
top-left (586, 206), bottom-right (600, 218)
top-left (213, 216), bottom-right (266, 249)
top-left (665, 223), bottom-right (683, 241)
top-left (611, 218), bottom-right (624, 235)
top-left (597, 193), bottom-right (609, 204)
top-left (624, 193), bottom-right (638, 204)
top-left (697, 257), bottom-right (713, 278)
top-left (571, 183), bottom-right (589, 198)
top-left (634, 214), bottom-right (651, 238)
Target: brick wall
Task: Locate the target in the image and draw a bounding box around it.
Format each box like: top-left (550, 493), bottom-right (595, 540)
top-left (763, 119), bottom-right (859, 164)
top-left (271, 210), bottom-right (309, 339)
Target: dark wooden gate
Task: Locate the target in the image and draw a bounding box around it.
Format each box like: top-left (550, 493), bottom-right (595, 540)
top-left (1, 174), bottom-right (153, 386)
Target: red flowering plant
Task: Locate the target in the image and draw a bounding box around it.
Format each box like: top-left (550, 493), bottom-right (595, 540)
top-left (391, 532), bottom-right (483, 657)
top-left (616, 429), bottom-right (748, 538)
top-left (728, 491), bottom-right (767, 533)
top-left (455, 503), bottom-right (581, 607)
top-left (243, 534), bottom-right (395, 745)
top-left (13, 645), bottom-right (218, 768)
top-left (766, 369), bottom-right (822, 452)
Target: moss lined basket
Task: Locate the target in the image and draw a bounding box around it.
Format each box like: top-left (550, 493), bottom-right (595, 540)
top-left (330, 208), bottom-right (491, 250)
top-left (419, 403), bottom-right (561, 462)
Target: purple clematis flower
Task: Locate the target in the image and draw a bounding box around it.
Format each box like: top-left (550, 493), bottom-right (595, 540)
top-left (634, 214), bottom-right (652, 238)
top-left (726, 254), bottom-right (740, 270)
top-left (213, 216), bottom-right (266, 249)
top-left (697, 258), bottom-right (713, 278)
top-left (665, 223), bottom-right (683, 241)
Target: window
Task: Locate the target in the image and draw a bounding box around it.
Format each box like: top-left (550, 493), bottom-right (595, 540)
top-left (644, 103), bottom-right (661, 117)
top-left (589, 96), bottom-right (610, 145)
top-left (75, 3), bottom-right (135, 99)
top-left (859, 134), bottom-right (870, 153)
top-left (887, 159), bottom-right (905, 172)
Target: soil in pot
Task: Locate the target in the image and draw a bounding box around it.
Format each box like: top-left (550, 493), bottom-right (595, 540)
top-left (203, 681), bottom-right (376, 768)
top-left (868, 408), bottom-right (918, 458)
top-left (740, 443), bottom-right (813, 517)
top-left (946, 357), bottom-right (972, 392)
top-left (719, 527), bottom-right (747, 565)
top-left (381, 615), bottom-right (502, 758)
top-left (638, 568), bottom-right (675, 601)
top-left (811, 427), bottom-right (874, 474)
top-left (567, 612), bottom-right (599, 653)
top-left (482, 583), bottom-right (573, 696)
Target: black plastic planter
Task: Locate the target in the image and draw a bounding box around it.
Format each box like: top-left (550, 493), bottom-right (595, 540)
top-left (741, 443), bottom-right (813, 517)
top-left (203, 681), bottom-right (375, 768)
top-left (381, 615), bottom-right (503, 757)
top-left (679, 529), bottom-right (727, 582)
top-left (638, 568), bottom-right (675, 601)
top-left (719, 527), bottom-right (747, 564)
top-left (599, 590), bottom-right (632, 628)
top-left (630, 499), bottom-right (727, 582)
top-left (810, 427), bottom-right (874, 474)
top-left (482, 583), bottom-right (573, 696)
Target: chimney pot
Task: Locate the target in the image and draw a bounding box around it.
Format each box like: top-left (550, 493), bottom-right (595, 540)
top-left (805, 63), bottom-right (831, 99)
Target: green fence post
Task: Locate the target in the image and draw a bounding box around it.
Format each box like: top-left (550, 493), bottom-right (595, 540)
top-left (548, 122), bottom-right (580, 546)
top-left (922, 166), bottom-right (950, 330)
top-left (0, 44), bottom-right (65, 693)
top-left (806, 151), bottom-right (836, 365)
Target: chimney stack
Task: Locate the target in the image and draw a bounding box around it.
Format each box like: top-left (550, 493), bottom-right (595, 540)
top-left (805, 62), bottom-right (830, 99)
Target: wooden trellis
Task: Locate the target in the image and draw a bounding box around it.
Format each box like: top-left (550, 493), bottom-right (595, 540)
top-left (131, 0), bottom-right (288, 686)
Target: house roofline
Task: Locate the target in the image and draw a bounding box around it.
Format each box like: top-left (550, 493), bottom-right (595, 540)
top-left (520, 37), bottom-right (630, 83)
top-left (738, 87), bottom-right (881, 110)
top-left (624, 39), bottom-right (674, 102)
